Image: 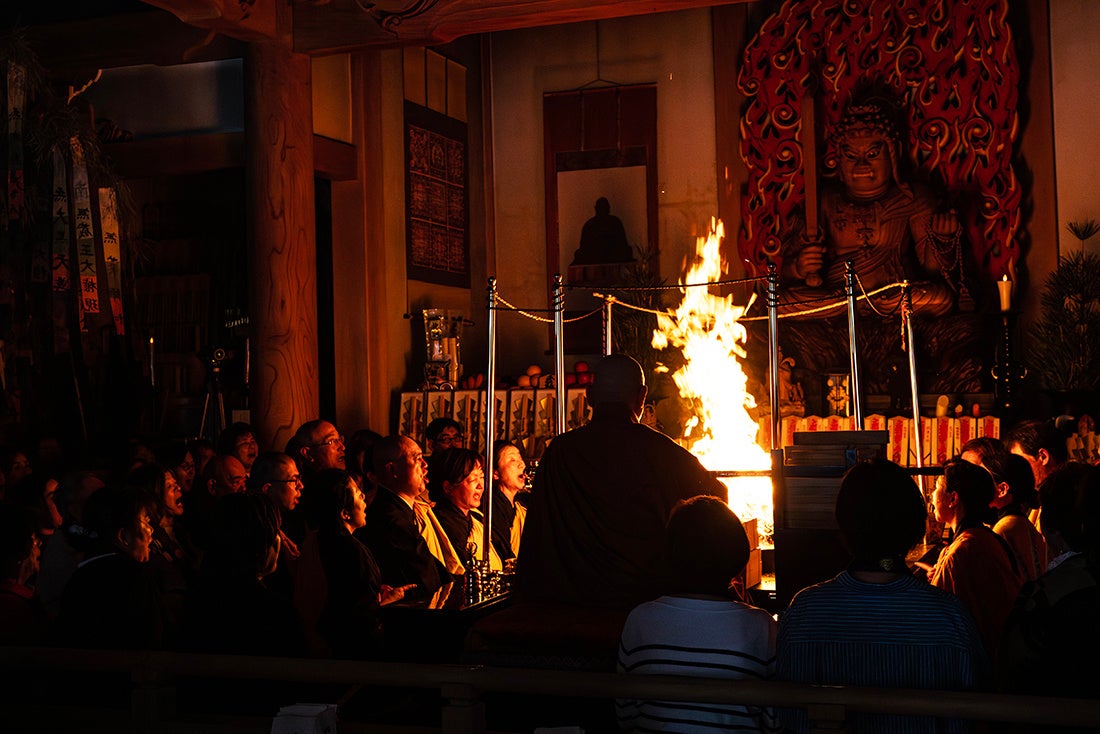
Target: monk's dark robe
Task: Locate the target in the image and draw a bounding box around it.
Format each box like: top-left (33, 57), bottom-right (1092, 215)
top-left (516, 404), bottom-right (726, 610)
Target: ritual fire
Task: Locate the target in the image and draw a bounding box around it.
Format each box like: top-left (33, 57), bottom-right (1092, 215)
top-left (652, 219), bottom-right (774, 543)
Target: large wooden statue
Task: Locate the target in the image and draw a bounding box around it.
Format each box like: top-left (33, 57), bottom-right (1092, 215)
top-left (781, 94), bottom-right (968, 319)
top-left (736, 0), bottom-right (1021, 410)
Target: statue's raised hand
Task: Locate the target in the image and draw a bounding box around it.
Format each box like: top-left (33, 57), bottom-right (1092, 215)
top-left (929, 210), bottom-right (960, 239)
top-left (794, 243), bottom-right (826, 286)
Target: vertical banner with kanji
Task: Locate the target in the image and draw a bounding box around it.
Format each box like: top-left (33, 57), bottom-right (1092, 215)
top-left (70, 137), bottom-right (100, 331)
top-left (51, 147), bottom-right (72, 353)
top-left (97, 187), bottom-right (124, 335)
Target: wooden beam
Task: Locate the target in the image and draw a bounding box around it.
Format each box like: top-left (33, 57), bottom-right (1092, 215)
top-left (292, 0), bottom-right (751, 55)
top-left (313, 135), bottom-right (358, 181)
top-left (24, 10), bottom-right (244, 81)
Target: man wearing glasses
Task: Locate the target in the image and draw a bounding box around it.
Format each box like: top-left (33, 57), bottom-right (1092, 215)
top-left (288, 419), bottom-right (347, 481)
top-left (425, 417), bottom-right (464, 456)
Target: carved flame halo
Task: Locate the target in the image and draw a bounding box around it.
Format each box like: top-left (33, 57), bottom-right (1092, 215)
top-left (651, 219), bottom-right (773, 542)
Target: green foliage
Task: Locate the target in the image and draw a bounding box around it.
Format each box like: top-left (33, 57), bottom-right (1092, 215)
top-left (1027, 250), bottom-right (1100, 391)
top-left (1067, 219), bottom-right (1100, 242)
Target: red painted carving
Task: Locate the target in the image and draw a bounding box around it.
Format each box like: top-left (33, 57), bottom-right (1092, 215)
top-left (737, 0), bottom-right (1020, 281)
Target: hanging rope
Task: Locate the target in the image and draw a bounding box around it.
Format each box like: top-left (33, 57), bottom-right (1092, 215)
top-left (493, 295), bottom-right (601, 324)
top-left (564, 274), bottom-right (768, 292)
top-left (495, 278), bottom-right (909, 325)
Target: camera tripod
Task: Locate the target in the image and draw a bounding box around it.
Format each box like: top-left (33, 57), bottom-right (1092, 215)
top-left (198, 351), bottom-right (228, 443)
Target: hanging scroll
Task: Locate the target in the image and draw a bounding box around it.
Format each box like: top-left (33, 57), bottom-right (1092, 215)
top-left (404, 101), bottom-right (469, 287)
top-left (70, 137), bottom-right (100, 331)
top-left (98, 187), bottom-right (124, 335)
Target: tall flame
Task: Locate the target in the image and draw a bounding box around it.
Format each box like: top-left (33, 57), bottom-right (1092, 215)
top-left (652, 219), bottom-right (774, 541)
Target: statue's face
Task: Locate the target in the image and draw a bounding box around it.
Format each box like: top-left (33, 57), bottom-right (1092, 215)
top-left (838, 131), bottom-right (892, 199)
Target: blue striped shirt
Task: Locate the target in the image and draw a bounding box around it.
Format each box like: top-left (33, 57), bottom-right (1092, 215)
top-left (777, 571), bottom-right (988, 733)
top-left (617, 595), bottom-right (780, 732)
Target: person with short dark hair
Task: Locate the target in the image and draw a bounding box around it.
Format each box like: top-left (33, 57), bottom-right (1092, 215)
top-left (777, 459), bottom-right (986, 733)
top-left (158, 440), bottom-right (197, 495)
top-left (424, 417), bottom-right (464, 455)
top-left (1005, 419), bottom-right (1069, 490)
top-left (930, 458), bottom-right (1024, 663)
top-left (617, 496), bottom-right (778, 732)
top-left (428, 448), bottom-right (502, 571)
top-left (56, 485), bottom-right (166, 649)
top-left (216, 422), bottom-right (260, 474)
top-left (287, 419), bottom-right (346, 480)
top-left (960, 437), bottom-right (1047, 580)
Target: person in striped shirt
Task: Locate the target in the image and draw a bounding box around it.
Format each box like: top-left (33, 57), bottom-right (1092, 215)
top-left (777, 459), bottom-right (987, 733)
top-left (617, 495), bottom-right (780, 733)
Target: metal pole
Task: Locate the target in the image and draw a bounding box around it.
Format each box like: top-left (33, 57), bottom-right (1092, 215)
top-left (603, 297), bottom-right (613, 356)
top-left (482, 277), bottom-right (498, 566)
top-left (767, 264), bottom-right (781, 451)
top-left (903, 283), bottom-right (924, 470)
top-left (553, 274), bottom-right (567, 436)
top-left (844, 260), bottom-right (864, 426)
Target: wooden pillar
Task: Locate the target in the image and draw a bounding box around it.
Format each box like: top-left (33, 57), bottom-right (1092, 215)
top-left (245, 41), bottom-right (318, 451)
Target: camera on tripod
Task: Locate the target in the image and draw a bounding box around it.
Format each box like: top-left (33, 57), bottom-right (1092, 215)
top-left (203, 347), bottom-right (229, 380)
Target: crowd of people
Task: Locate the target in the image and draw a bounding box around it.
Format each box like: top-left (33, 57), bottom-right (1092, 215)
top-left (0, 355), bottom-right (1097, 732)
top-left (0, 414), bottom-right (530, 664)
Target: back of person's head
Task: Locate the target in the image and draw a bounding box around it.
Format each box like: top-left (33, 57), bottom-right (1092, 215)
top-left (427, 448), bottom-right (482, 504)
top-left (665, 495), bottom-right (750, 597)
top-left (308, 468), bottom-right (358, 527)
top-left (54, 468), bottom-right (107, 524)
top-left (286, 419), bottom-right (325, 467)
top-left (5, 473), bottom-right (62, 536)
top-left (155, 441), bottom-right (191, 470)
top-left (0, 503), bottom-right (39, 581)
top-left (959, 436), bottom-right (1007, 465)
top-left (246, 452), bottom-right (294, 492)
top-left (1003, 453), bottom-right (1039, 510)
top-left (346, 428), bottom-right (383, 482)
top-left (1038, 462), bottom-right (1099, 553)
top-left (836, 459), bottom-right (927, 566)
top-left (203, 492), bottom-right (281, 580)
top-left (74, 484), bottom-right (154, 556)
top-left (371, 435), bottom-right (410, 483)
top-left (942, 457), bottom-right (998, 525)
top-left (586, 353), bottom-right (646, 407)
top-left (123, 462), bottom-right (169, 521)
top-left (1006, 419), bottom-right (1069, 464)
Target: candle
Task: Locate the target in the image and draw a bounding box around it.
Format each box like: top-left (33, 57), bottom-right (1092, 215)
top-left (997, 274), bottom-right (1012, 312)
top-left (149, 335), bottom-right (155, 388)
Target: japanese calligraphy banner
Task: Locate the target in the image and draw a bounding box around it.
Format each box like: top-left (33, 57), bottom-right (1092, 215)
top-left (97, 187), bottom-right (124, 335)
top-left (70, 136), bottom-right (100, 330)
top-left (51, 147), bottom-right (72, 353)
top-left (50, 148), bottom-right (71, 292)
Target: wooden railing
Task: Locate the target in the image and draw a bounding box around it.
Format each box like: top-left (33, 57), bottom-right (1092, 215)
top-left (2, 646), bottom-right (1099, 733)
